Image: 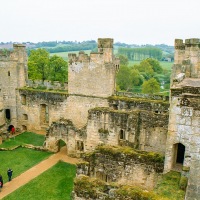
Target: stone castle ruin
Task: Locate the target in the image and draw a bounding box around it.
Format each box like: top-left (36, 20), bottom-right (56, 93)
top-left (0, 38), bottom-right (200, 199)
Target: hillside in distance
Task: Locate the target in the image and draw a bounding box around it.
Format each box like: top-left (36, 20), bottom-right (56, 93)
top-left (0, 40), bottom-right (174, 56)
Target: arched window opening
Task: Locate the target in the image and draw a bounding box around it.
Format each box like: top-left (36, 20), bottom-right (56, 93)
top-left (40, 104), bottom-right (49, 124)
top-left (8, 71), bottom-right (10, 76)
top-left (21, 94), bottom-right (27, 105)
top-left (22, 125), bottom-right (27, 131)
top-left (76, 140), bottom-right (84, 151)
top-left (119, 129), bottom-right (125, 140)
top-left (23, 114), bottom-right (28, 120)
top-left (5, 109), bottom-right (11, 120)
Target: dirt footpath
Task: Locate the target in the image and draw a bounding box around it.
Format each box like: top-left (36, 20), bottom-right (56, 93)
top-left (0, 146), bottom-right (80, 199)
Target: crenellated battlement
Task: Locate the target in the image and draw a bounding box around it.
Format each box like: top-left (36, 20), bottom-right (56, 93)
top-left (175, 38), bottom-right (200, 50)
top-left (0, 44), bottom-right (27, 62)
top-left (172, 38), bottom-right (200, 81)
top-left (68, 38), bottom-right (119, 97)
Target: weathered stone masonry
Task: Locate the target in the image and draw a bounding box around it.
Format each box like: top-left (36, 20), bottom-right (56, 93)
top-left (1, 38), bottom-right (200, 199)
top-left (164, 38), bottom-right (200, 200)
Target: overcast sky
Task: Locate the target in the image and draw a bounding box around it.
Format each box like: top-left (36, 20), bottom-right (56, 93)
top-left (0, 0), bottom-right (199, 45)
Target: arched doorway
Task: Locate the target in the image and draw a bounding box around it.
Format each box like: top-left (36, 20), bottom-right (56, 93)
top-left (176, 143), bottom-right (185, 164)
top-left (57, 139), bottom-right (67, 154)
top-left (172, 143), bottom-right (185, 171)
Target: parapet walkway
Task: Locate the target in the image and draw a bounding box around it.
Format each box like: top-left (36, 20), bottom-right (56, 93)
top-left (0, 146), bottom-right (80, 199)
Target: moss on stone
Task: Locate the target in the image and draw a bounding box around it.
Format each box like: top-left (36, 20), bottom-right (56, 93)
top-left (182, 166), bottom-right (190, 172)
top-left (74, 175), bottom-right (165, 200)
top-left (98, 128), bottom-right (109, 134)
top-left (95, 145), bottom-right (164, 164)
top-left (108, 95), bottom-right (169, 105)
top-left (76, 161), bottom-right (89, 167)
top-left (19, 87), bottom-right (68, 95)
top-left (179, 176), bottom-right (188, 191)
top-left (115, 185), bottom-right (163, 200)
top-left (74, 175), bottom-right (107, 198)
top-left (90, 107), bottom-right (139, 114)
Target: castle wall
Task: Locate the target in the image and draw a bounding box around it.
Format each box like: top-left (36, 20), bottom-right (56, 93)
top-left (0, 45), bottom-right (27, 127)
top-left (0, 99), bottom-right (5, 131)
top-left (65, 96), bottom-right (109, 128)
top-left (85, 95), bottom-right (169, 154)
top-left (77, 146), bottom-right (164, 191)
top-left (17, 89), bottom-right (69, 131)
top-left (165, 38), bottom-right (200, 200)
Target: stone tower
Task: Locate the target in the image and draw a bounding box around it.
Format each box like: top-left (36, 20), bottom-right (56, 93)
top-left (64, 38), bottom-right (120, 128)
top-left (0, 44), bottom-right (28, 128)
top-left (68, 38), bottom-right (119, 97)
top-left (164, 38), bottom-right (200, 200)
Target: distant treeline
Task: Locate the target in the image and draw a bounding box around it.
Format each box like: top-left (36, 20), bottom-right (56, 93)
top-left (118, 47), bottom-right (163, 61)
top-left (34, 40), bottom-right (97, 53)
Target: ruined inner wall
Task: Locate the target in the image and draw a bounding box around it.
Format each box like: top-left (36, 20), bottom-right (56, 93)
top-left (86, 96), bottom-right (169, 154)
top-left (17, 89), bottom-right (69, 131)
top-left (77, 145), bottom-right (164, 190)
top-left (65, 95), bottom-right (109, 128)
top-left (0, 45), bottom-right (27, 127)
top-left (165, 38), bottom-right (200, 200)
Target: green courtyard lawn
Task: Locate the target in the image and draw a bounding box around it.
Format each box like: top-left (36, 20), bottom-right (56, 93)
top-left (0, 132), bottom-right (45, 148)
top-left (3, 161), bottom-right (76, 200)
top-left (0, 148), bottom-right (52, 184)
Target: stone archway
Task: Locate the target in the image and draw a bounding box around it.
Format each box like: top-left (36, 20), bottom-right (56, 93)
top-left (57, 139), bottom-right (67, 152)
top-left (44, 118), bottom-right (86, 156)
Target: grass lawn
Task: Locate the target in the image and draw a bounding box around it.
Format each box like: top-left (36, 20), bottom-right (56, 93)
top-left (154, 171), bottom-right (185, 200)
top-left (0, 132), bottom-right (45, 148)
top-left (0, 148), bottom-right (52, 184)
top-left (3, 161), bottom-right (76, 200)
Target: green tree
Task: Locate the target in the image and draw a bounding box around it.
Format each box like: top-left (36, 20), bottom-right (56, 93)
top-left (131, 69), bottom-right (144, 86)
top-left (134, 60), bottom-right (154, 80)
top-left (118, 54), bottom-right (129, 66)
top-left (116, 65), bottom-right (132, 91)
top-left (142, 78), bottom-right (160, 94)
top-left (145, 58), bottom-right (163, 74)
top-left (28, 49), bottom-right (68, 83)
top-left (28, 49), bottom-right (50, 81)
top-left (49, 55), bottom-right (68, 83)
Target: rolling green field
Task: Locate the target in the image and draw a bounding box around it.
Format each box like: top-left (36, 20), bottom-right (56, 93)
top-left (50, 50), bottom-right (91, 61)
top-left (3, 161), bottom-right (76, 200)
top-left (50, 49), bottom-right (118, 61)
top-left (129, 60), bottom-right (173, 71)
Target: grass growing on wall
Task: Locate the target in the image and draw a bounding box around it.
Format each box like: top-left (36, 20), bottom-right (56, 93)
top-left (154, 171), bottom-right (185, 200)
top-left (3, 161), bottom-right (76, 200)
top-left (0, 132), bottom-right (45, 148)
top-left (0, 148), bottom-right (52, 184)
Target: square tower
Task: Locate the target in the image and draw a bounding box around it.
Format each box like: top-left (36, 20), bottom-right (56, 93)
top-left (68, 38), bottom-right (120, 97)
top-left (164, 38), bottom-right (200, 200)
